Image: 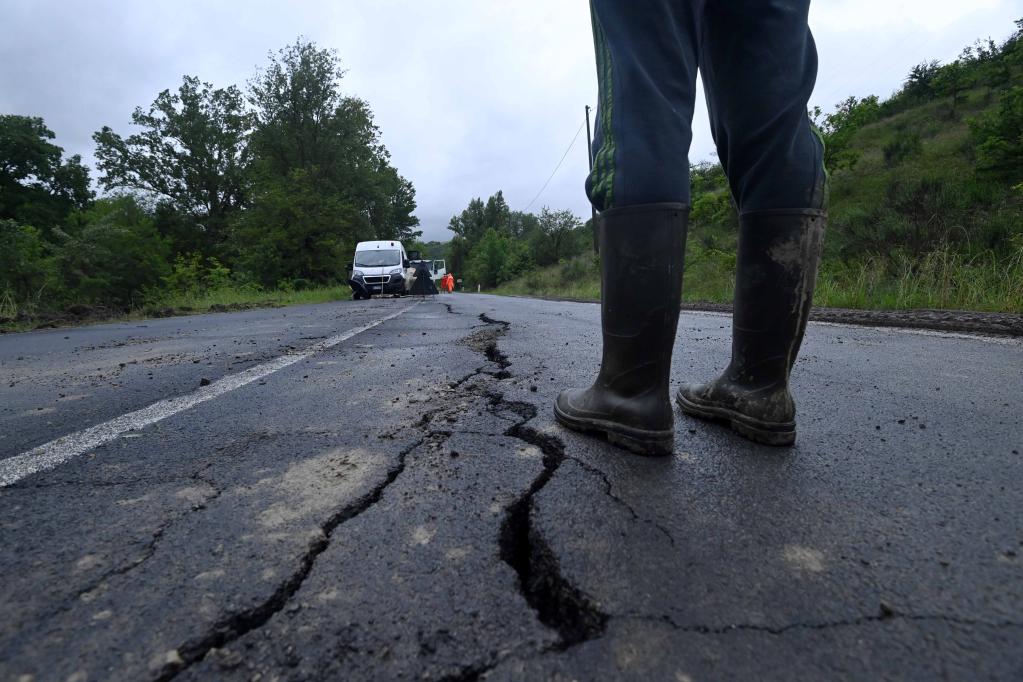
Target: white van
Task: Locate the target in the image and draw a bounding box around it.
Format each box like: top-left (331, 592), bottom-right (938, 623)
top-left (348, 240), bottom-right (410, 299)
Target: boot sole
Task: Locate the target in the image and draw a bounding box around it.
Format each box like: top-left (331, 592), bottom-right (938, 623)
top-left (553, 403), bottom-right (674, 457)
top-left (675, 392), bottom-right (796, 446)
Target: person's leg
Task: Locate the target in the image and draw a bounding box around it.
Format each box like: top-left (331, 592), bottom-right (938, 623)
top-left (556, 0), bottom-right (700, 456)
top-left (699, 0), bottom-right (826, 212)
top-left (677, 0), bottom-right (826, 446)
top-left (585, 0), bottom-right (701, 211)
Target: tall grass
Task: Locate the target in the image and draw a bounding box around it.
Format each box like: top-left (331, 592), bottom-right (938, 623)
top-left (491, 241), bottom-right (1023, 313)
top-left (0, 283), bottom-right (356, 331)
top-left (151, 283), bottom-right (353, 312)
top-left (815, 245), bottom-right (1022, 312)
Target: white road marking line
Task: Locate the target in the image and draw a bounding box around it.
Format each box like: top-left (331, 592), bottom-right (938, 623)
top-left (0, 304), bottom-right (418, 488)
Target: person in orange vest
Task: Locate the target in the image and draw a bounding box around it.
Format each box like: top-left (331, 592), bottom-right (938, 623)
top-left (442, 273), bottom-right (455, 293)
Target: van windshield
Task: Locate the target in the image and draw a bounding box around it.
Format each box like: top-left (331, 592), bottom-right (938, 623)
top-left (355, 250), bottom-right (401, 267)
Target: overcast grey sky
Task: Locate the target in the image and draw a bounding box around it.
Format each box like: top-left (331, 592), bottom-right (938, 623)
top-left (1, 0), bottom-right (1018, 241)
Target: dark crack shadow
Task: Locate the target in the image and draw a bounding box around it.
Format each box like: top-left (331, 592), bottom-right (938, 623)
top-left (159, 309), bottom-right (608, 682)
top-left (437, 314), bottom-right (608, 680)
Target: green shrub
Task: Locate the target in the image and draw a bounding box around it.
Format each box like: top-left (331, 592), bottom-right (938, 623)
top-left (882, 132), bottom-right (923, 167)
top-left (164, 253), bottom-right (233, 296)
top-left (970, 85), bottom-right (1023, 179)
top-left (559, 256), bottom-right (591, 284)
top-left (56, 197), bottom-right (170, 308)
top-left (0, 220), bottom-right (57, 311)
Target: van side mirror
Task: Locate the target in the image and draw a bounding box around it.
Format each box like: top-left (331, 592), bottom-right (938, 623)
top-left (403, 259), bottom-right (410, 268)
top-left (345, 262), bottom-right (353, 272)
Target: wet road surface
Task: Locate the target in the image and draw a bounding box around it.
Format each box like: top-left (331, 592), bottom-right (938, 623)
top-left (1, 294), bottom-right (1021, 680)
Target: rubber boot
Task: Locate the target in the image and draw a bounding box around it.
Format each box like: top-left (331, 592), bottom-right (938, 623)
top-left (676, 209), bottom-right (825, 446)
top-left (554, 203), bottom-right (687, 456)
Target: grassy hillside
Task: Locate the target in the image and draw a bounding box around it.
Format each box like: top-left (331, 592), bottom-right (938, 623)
top-left (495, 38), bottom-right (1023, 313)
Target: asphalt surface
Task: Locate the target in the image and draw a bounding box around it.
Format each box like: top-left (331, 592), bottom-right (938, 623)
top-left (1, 294), bottom-right (1020, 681)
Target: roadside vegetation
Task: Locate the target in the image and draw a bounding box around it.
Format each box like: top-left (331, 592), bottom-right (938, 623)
top-left (4, 21), bottom-right (1021, 329)
top-left (481, 19), bottom-right (1023, 313)
top-left (1, 39), bottom-right (420, 330)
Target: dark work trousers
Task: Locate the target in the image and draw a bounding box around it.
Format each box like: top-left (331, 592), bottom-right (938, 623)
top-left (586, 0), bottom-right (827, 212)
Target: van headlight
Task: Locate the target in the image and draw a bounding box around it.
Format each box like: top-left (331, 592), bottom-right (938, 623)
top-left (389, 268), bottom-right (403, 275)
top-left (352, 270), bottom-right (364, 277)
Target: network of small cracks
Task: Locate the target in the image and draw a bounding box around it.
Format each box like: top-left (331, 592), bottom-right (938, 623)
top-left (147, 307), bottom-right (585, 681)
top-left (154, 434), bottom-right (429, 681)
top-left (24, 464), bottom-right (222, 630)
top-left (75, 301), bottom-right (1014, 682)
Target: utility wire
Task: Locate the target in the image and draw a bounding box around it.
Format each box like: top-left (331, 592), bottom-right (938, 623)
top-left (524, 120), bottom-right (586, 212)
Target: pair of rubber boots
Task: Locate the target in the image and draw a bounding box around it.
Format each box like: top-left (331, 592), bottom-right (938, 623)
top-left (554, 203), bottom-right (825, 455)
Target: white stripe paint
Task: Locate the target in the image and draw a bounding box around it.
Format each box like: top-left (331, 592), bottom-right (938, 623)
top-left (0, 303), bottom-right (418, 488)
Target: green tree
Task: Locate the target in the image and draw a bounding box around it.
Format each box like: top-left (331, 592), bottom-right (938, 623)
top-left (483, 191), bottom-right (511, 232)
top-left (970, 85), bottom-right (1023, 180)
top-left (447, 197), bottom-right (487, 245)
top-left (93, 76), bottom-right (252, 255)
top-left (55, 197), bottom-right (170, 307)
top-left (508, 210), bottom-right (540, 240)
top-left (530, 207), bottom-right (583, 266)
top-left (902, 60), bottom-right (942, 102)
top-left (446, 235), bottom-right (471, 278)
top-left (466, 228), bottom-right (531, 288)
top-left (933, 58), bottom-right (972, 118)
top-left (237, 38), bottom-right (419, 285)
top-left (0, 115), bottom-right (93, 228)
top-left (0, 219), bottom-right (56, 307)
top-left (811, 95), bottom-right (881, 172)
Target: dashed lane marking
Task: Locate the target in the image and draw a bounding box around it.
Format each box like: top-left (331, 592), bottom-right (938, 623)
top-left (0, 304), bottom-right (418, 488)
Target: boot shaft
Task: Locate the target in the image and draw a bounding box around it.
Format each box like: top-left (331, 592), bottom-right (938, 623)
top-left (596, 203), bottom-right (688, 396)
top-left (729, 209), bottom-right (826, 388)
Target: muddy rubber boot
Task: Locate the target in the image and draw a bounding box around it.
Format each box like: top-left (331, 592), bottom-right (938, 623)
top-left (554, 203), bottom-right (687, 456)
top-left (676, 209), bottom-right (825, 446)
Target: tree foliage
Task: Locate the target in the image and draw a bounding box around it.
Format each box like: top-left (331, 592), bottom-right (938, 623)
top-left (970, 85), bottom-right (1023, 179)
top-left (530, 208), bottom-right (584, 266)
top-left (811, 95), bottom-right (881, 172)
top-left (0, 115), bottom-right (93, 228)
top-left (0, 219), bottom-right (55, 304)
top-left (446, 191), bottom-right (587, 288)
top-left (54, 197), bottom-right (170, 307)
top-left (236, 39), bottom-right (420, 286)
top-left (93, 76), bottom-right (252, 251)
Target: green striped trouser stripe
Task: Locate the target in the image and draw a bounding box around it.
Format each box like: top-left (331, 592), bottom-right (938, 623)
top-left (589, 4), bottom-right (616, 209)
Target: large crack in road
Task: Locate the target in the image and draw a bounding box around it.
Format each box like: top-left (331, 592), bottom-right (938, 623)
top-left (164, 310), bottom-right (614, 681)
top-left (5, 296), bottom-right (1020, 680)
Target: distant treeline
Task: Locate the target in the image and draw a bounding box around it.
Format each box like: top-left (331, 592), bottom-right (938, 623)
top-left (1, 38), bottom-right (420, 320)
top-left (443, 191), bottom-right (591, 289)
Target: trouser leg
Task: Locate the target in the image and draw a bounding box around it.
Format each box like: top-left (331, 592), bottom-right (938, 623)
top-left (558, 1), bottom-right (697, 455)
top-left (586, 0), bottom-right (701, 211)
top-left (700, 0), bottom-right (826, 211)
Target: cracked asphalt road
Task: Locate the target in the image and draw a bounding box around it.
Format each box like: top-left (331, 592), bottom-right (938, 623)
top-left (1, 294), bottom-right (1021, 681)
